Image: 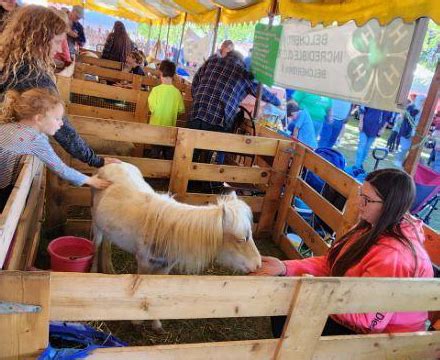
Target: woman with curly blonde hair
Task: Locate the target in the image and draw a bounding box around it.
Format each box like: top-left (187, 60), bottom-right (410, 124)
top-left (0, 5), bottom-right (119, 169)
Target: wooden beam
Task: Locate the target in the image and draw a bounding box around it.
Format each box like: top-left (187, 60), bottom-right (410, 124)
top-left (296, 179), bottom-right (343, 232)
top-left (404, 61), bottom-right (440, 176)
top-left (67, 104), bottom-right (138, 122)
top-left (278, 233), bottom-right (302, 260)
top-left (69, 116), bottom-right (177, 146)
top-left (285, 207), bottom-right (329, 256)
top-left (188, 163), bottom-right (271, 184)
top-left (180, 193), bottom-right (264, 213)
top-left (169, 129), bottom-right (195, 196)
top-left (303, 148), bottom-right (359, 198)
top-left (0, 271), bottom-right (50, 358)
top-left (272, 144), bottom-right (306, 245)
top-left (0, 157), bottom-right (42, 268)
top-left (79, 55), bottom-right (122, 70)
top-left (211, 7), bottom-right (222, 56)
top-left (257, 141), bottom-right (291, 234)
top-left (177, 13), bottom-right (187, 64)
top-left (85, 332), bottom-right (440, 360)
top-left (70, 79), bottom-right (140, 102)
top-left (48, 274), bottom-right (440, 321)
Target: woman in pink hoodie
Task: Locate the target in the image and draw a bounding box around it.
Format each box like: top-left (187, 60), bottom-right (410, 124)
top-left (253, 168), bottom-right (434, 336)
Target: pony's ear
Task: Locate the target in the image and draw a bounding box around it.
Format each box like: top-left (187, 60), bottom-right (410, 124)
top-left (227, 191), bottom-right (237, 200)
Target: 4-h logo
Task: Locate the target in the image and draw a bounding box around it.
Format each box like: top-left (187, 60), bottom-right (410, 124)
top-left (348, 19), bottom-right (413, 103)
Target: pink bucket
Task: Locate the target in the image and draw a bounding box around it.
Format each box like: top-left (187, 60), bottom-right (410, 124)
top-left (48, 236), bottom-right (95, 272)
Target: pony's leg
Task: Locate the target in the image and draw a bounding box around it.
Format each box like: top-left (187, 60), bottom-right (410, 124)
top-left (101, 239), bottom-right (116, 274)
top-left (132, 255), bottom-right (172, 334)
top-left (91, 224), bottom-right (103, 273)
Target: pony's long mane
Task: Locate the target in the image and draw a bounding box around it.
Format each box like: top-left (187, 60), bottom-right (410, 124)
top-left (140, 193), bottom-right (225, 273)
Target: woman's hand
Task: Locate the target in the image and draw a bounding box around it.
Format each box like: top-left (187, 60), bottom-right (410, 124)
top-left (104, 157), bottom-right (122, 166)
top-left (249, 256), bottom-right (287, 276)
top-left (86, 175), bottom-right (112, 190)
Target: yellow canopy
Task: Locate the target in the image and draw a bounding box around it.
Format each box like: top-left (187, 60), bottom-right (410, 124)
top-left (52, 0), bottom-right (439, 25)
top-left (278, 0), bottom-right (440, 27)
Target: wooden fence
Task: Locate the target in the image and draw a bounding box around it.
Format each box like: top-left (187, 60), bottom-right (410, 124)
top-left (1, 271), bottom-right (439, 359)
top-left (0, 157), bottom-right (45, 269)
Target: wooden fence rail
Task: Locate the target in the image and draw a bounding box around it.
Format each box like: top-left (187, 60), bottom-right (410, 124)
top-left (1, 271), bottom-right (439, 359)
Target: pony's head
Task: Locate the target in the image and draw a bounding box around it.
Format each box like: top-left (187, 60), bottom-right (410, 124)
top-left (215, 192), bottom-right (262, 273)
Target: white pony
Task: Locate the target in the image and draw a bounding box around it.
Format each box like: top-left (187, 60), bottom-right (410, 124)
top-left (91, 162), bottom-right (262, 276)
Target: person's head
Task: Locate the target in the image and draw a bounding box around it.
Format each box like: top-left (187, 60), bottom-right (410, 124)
top-left (159, 60), bottom-right (176, 79)
top-left (1, 88), bottom-right (64, 136)
top-left (220, 40), bottom-right (234, 57)
top-left (409, 93), bottom-right (417, 104)
top-left (0, 5), bottom-right (68, 83)
top-left (0, 0), bottom-right (16, 12)
top-left (126, 50), bottom-right (143, 67)
top-left (105, 20), bottom-right (131, 63)
top-left (328, 168), bottom-right (416, 276)
top-left (286, 103), bottom-right (300, 122)
top-left (69, 5), bottom-right (84, 22)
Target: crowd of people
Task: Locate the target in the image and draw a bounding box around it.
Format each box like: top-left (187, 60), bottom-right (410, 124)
top-left (0, 3), bottom-right (437, 338)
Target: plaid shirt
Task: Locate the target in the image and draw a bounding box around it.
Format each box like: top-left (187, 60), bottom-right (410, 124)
top-left (190, 55), bottom-right (280, 130)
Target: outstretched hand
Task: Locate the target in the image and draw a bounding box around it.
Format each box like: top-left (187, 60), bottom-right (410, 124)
top-left (104, 157), bottom-right (122, 166)
top-left (86, 175), bottom-right (112, 190)
top-left (249, 256), bottom-right (287, 276)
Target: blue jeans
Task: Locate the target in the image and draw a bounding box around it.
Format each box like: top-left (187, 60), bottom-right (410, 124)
top-left (318, 120), bottom-right (344, 148)
top-left (355, 132), bottom-right (376, 168)
top-left (433, 150), bottom-right (440, 173)
top-left (313, 121), bottom-right (324, 141)
top-left (395, 136), bottom-right (412, 165)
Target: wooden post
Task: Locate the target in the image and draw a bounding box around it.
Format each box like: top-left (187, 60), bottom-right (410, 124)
top-left (0, 271), bottom-right (50, 358)
top-left (177, 13), bottom-right (187, 64)
top-left (147, 22), bottom-right (152, 54)
top-left (155, 22), bottom-right (163, 59)
top-left (165, 18), bottom-right (171, 58)
top-left (169, 128), bottom-right (195, 198)
top-left (256, 141), bottom-right (292, 235)
top-left (252, 0), bottom-right (278, 119)
top-left (274, 278), bottom-right (336, 360)
top-left (404, 62), bottom-right (440, 176)
top-left (273, 144), bottom-right (305, 245)
top-left (211, 7), bottom-right (222, 56)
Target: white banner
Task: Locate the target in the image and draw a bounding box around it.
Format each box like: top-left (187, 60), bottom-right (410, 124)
top-left (274, 19), bottom-right (419, 111)
top-left (183, 28), bottom-right (212, 65)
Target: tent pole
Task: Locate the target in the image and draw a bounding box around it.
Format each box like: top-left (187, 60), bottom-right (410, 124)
top-left (155, 22), bottom-right (163, 59)
top-left (211, 7), bottom-right (222, 56)
top-left (165, 18), bottom-right (171, 58)
top-left (177, 12), bottom-right (188, 65)
top-left (253, 0), bottom-right (278, 119)
top-left (403, 62), bottom-right (440, 176)
top-left (147, 22), bottom-right (152, 54)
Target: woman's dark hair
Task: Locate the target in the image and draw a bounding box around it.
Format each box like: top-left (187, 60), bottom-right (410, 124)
top-left (101, 21), bottom-right (132, 63)
top-left (327, 168), bottom-right (417, 276)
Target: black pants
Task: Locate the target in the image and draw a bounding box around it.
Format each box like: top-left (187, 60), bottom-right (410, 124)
top-left (0, 185), bottom-right (14, 213)
top-left (188, 119), bottom-right (231, 163)
top-left (271, 316), bottom-right (356, 337)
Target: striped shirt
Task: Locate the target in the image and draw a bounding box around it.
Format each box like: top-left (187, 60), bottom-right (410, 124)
top-left (0, 122), bottom-right (88, 189)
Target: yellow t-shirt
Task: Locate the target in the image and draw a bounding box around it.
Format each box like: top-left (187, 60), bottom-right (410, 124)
top-left (148, 84), bottom-right (185, 127)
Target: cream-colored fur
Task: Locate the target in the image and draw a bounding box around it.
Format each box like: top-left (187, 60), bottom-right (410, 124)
top-left (92, 163), bottom-right (261, 275)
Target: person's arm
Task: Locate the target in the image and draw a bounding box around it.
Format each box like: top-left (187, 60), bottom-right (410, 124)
top-left (54, 116), bottom-right (105, 168)
top-left (77, 24), bottom-right (86, 47)
top-left (250, 255), bottom-right (330, 277)
top-left (292, 127), bottom-right (299, 139)
top-left (148, 88), bottom-right (157, 114)
top-left (247, 80), bottom-right (281, 106)
top-left (178, 92), bottom-right (185, 114)
top-left (101, 37), bottom-right (112, 60)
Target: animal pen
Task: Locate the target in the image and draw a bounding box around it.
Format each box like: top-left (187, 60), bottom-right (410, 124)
top-left (1, 111), bottom-right (440, 358)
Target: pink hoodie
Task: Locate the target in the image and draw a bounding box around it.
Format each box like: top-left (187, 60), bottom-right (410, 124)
top-left (283, 217), bottom-right (434, 334)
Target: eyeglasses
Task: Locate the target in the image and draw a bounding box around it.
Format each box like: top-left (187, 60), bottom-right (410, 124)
top-left (359, 193), bottom-right (383, 207)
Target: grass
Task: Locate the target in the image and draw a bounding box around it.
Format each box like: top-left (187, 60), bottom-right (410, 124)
top-left (334, 118), bottom-right (439, 232)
